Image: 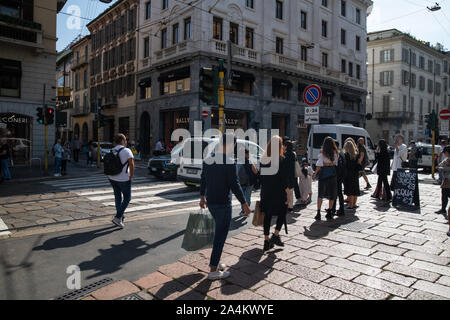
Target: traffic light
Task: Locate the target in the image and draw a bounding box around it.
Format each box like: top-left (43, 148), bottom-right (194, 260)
top-left (199, 66), bottom-right (218, 105)
top-left (425, 114), bottom-right (431, 130)
top-left (95, 113), bottom-right (107, 127)
top-left (36, 107), bottom-right (44, 124)
top-left (45, 107), bottom-right (54, 125)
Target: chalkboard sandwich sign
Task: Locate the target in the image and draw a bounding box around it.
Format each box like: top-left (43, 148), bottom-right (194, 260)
top-left (392, 168), bottom-right (420, 210)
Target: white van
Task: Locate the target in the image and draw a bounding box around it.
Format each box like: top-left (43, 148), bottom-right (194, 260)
top-left (416, 142), bottom-right (440, 171)
top-left (177, 137), bottom-right (264, 187)
top-left (307, 124), bottom-right (376, 168)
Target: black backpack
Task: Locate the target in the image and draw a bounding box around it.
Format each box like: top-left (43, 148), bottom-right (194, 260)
top-left (104, 147), bottom-right (127, 175)
top-left (238, 165), bottom-right (250, 186)
top-left (336, 151), bottom-right (346, 179)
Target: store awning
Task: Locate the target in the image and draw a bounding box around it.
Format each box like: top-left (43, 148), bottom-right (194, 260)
top-left (273, 78), bottom-right (293, 88)
top-left (231, 70), bottom-right (255, 82)
top-left (138, 77), bottom-right (152, 87)
top-left (158, 66), bottom-right (190, 82)
top-left (341, 93), bottom-right (360, 102)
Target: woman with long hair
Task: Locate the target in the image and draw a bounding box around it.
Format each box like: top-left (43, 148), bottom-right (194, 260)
top-left (343, 138), bottom-right (360, 210)
top-left (372, 139), bottom-right (392, 202)
top-left (260, 135), bottom-right (293, 251)
top-left (312, 136), bottom-right (338, 221)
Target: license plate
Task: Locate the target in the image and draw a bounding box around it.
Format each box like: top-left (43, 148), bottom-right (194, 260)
top-left (187, 169), bottom-right (197, 174)
top-left (151, 168), bottom-right (157, 172)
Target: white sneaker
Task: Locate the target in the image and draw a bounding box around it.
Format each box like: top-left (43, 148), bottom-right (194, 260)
top-left (208, 270), bottom-right (230, 280)
top-left (112, 217), bottom-right (124, 228)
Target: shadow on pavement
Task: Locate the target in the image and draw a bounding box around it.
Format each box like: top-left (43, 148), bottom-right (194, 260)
top-left (77, 230), bottom-right (186, 280)
top-left (32, 226), bottom-right (119, 251)
top-left (152, 247), bottom-right (275, 300)
top-left (303, 213), bottom-right (360, 240)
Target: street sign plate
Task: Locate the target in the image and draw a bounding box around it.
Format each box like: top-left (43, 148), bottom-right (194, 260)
top-left (439, 110), bottom-right (450, 120)
top-left (305, 106), bottom-right (319, 124)
top-left (202, 110), bottom-right (209, 119)
top-left (303, 84), bottom-right (322, 107)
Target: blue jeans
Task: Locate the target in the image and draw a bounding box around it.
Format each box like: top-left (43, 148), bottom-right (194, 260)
top-left (208, 203), bottom-right (232, 269)
top-left (54, 157), bottom-right (62, 174)
top-left (439, 171), bottom-right (443, 183)
top-left (1, 158), bottom-right (11, 179)
top-left (241, 185), bottom-right (252, 211)
top-left (109, 179), bottom-right (132, 221)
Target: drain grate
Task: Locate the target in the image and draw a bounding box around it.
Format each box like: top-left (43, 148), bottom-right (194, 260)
top-left (115, 293), bottom-right (145, 300)
top-left (53, 277), bottom-right (115, 300)
top-left (337, 221), bottom-right (375, 232)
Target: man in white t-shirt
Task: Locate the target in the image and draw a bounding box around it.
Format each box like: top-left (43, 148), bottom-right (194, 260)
top-left (109, 133), bottom-right (135, 228)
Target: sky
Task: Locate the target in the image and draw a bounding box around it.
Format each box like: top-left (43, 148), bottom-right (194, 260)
top-left (56, 0), bottom-right (450, 52)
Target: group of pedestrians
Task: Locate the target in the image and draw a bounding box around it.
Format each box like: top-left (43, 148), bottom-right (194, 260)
top-left (52, 138), bottom-right (72, 177)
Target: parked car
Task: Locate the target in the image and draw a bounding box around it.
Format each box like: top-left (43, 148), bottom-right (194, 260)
top-left (92, 142), bottom-right (114, 160)
top-left (177, 137), bottom-right (264, 188)
top-left (148, 143), bottom-right (183, 180)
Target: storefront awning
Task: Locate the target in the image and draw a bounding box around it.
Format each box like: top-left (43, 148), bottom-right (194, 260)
top-left (158, 66), bottom-right (190, 82)
top-left (341, 93), bottom-right (361, 102)
top-left (273, 78), bottom-right (293, 88)
top-left (231, 70), bottom-right (255, 82)
top-left (138, 77), bottom-right (152, 87)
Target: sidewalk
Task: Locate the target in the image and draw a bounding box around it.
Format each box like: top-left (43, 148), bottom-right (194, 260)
top-left (5, 161), bottom-right (103, 183)
top-left (75, 174), bottom-right (450, 300)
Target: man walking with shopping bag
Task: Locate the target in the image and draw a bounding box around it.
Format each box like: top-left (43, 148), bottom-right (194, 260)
top-left (200, 133), bottom-right (251, 280)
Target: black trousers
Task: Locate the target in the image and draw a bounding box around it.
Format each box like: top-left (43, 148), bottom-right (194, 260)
top-left (73, 149), bottom-right (79, 162)
top-left (441, 188), bottom-right (450, 211)
top-left (61, 160), bottom-right (67, 174)
top-left (375, 174), bottom-right (392, 200)
top-left (294, 177), bottom-right (300, 199)
top-left (332, 178), bottom-right (344, 212)
top-left (264, 212), bottom-right (285, 236)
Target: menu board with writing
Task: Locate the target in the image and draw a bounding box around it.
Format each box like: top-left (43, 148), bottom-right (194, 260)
top-left (392, 168), bottom-right (420, 208)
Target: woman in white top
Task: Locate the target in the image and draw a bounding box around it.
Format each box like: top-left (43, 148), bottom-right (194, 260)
top-left (390, 134), bottom-right (408, 192)
top-left (312, 137), bottom-right (339, 221)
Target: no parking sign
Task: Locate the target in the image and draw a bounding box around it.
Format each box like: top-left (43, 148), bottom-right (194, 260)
top-left (303, 84), bottom-right (322, 107)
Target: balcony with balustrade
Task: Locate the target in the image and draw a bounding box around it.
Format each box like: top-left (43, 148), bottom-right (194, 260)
top-left (154, 40), bottom-right (196, 65)
top-left (209, 39), bottom-right (259, 64)
top-left (0, 14), bottom-right (43, 49)
top-left (71, 56), bottom-right (88, 71)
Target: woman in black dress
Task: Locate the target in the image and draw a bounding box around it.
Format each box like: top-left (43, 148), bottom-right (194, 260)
top-left (312, 137), bottom-right (338, 221)
top-left (372, 139), bottom-right (392, 202)
top-left (343, 138), bottom-right (360, 210)
top-left (260, 136), bottom-right (293, 251)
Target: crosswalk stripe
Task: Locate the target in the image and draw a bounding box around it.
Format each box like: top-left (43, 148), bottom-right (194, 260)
top-left (87, 185), bottom-right (189, 201)
top-left (102, 190), bottom-right (200, 206)
top-left (41, 178), bottom-right (153, 189)
top-left (41, 176), bottom-right (151, 186)
top-left (76, 182), bottom-right (185, 196)
top-left (0, 217), bottom-right (11, 236)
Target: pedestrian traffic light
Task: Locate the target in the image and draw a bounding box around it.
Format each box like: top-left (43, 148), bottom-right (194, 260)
top-left (45, 107), bottom-right (54, 125)
top-left (36, 107), bottom-right (44, 124)
top-left (199, 66), bottom-right (218, 105)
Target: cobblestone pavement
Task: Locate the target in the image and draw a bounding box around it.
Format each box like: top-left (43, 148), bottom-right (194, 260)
top-left (74, 174), bottom-right (450, 300)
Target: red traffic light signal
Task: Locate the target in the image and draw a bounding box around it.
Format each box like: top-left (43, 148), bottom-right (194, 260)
top-left (45, 107), bottom-right (55, 125)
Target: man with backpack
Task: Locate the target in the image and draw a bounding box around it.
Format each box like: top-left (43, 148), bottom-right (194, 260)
top-left (105, 133), bottom-right (135, 229)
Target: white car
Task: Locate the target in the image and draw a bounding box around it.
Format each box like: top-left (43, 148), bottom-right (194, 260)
top-left (177, 137), bottom-right (264, 188)
top-left (92, 142), bottom-right (114, 160)
top-left (307, 124), bottom-right (376, 168)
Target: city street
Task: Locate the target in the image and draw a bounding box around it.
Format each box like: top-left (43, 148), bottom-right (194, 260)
top-left (0, 169), bottom-right (448, 300)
